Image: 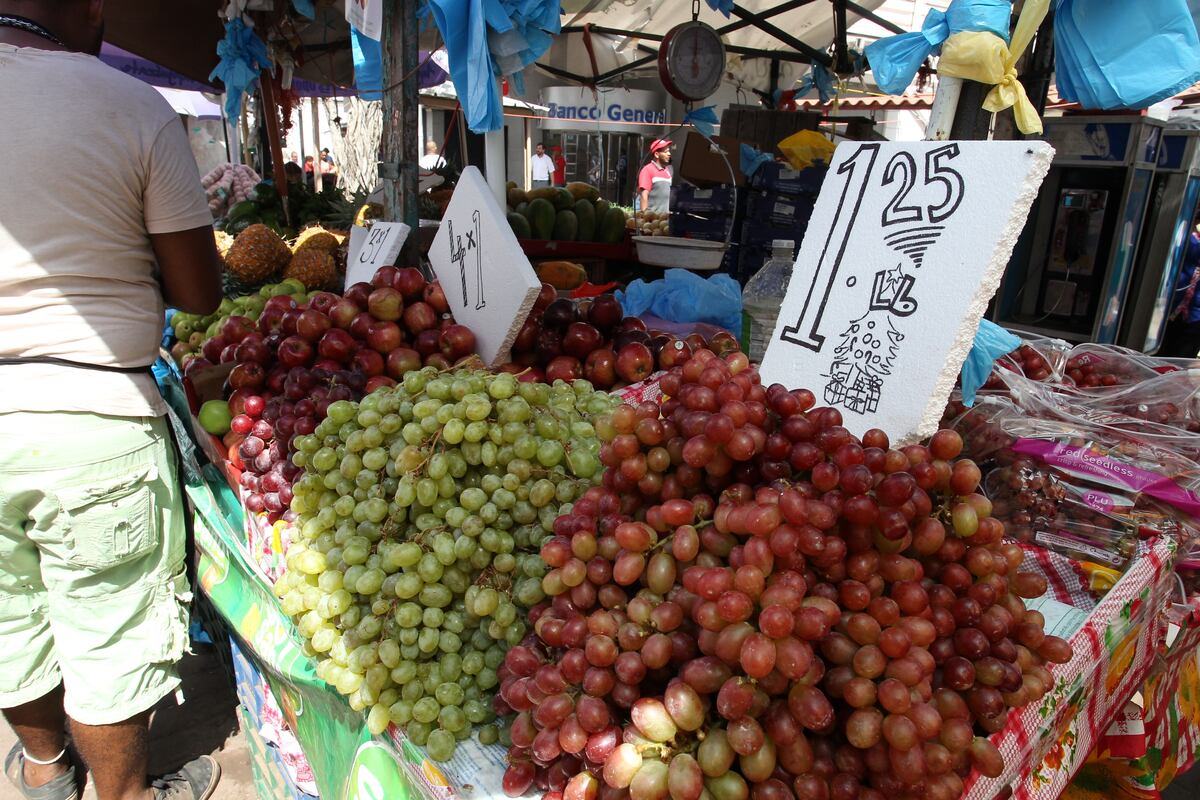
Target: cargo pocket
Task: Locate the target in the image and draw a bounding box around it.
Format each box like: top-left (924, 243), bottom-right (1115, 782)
top-left (58, 466), bottom-right (158, 570)
top-left (153, 568), bottom-right (193, 663)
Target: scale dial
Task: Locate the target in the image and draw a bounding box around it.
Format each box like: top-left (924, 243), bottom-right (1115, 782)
top-left (659, 21), bottom-right (726, 102)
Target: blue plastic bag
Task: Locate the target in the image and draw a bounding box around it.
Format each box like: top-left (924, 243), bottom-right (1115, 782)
top-left (959, 319), bottom-right (1021, 406)
top-left (617, 270), bottom-right (742, 335)
top-left (864, 0), bottom-right (1011, 95)
top-left (208, 19), bottom-right (272, 119)
top-left (1054, 0), bottom-right (1200, 110)
top-left (351, 25), bottom-right (384, 101)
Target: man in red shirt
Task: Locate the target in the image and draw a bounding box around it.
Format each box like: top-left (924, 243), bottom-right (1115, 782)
top-left (638, 139), bottom-right (673, 214)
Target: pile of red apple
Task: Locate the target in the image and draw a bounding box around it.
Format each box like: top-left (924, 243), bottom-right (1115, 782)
top-left (507, 285), bottom-right (742, 389)
top-left (186, 266), bottom-right (479, 522)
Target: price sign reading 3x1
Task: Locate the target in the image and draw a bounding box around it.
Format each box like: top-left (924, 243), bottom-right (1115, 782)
top-left (759, 141), bottom-right (1053, 442)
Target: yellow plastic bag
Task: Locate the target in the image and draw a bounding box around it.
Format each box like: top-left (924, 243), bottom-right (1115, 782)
top-left (777, 130), bottom-right (835, 171)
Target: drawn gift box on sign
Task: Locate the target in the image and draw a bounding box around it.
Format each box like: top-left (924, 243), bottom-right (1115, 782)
top-left (758, 141), bottom-right (1054, 443)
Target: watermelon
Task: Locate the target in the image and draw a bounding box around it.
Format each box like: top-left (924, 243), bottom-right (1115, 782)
top-left (573, 200), bottom-right (596, 242)
top-left (526, 198), bottom-right (556, 240)
top-left (553, 209), bottom-right (579, 242)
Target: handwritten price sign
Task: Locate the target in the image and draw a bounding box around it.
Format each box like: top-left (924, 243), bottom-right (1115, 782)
top-left (345, 222), bottom-right (410, 287)
top-left (428, 167), bottom-right (541, 366)
top-left (760, 141), bottom-right (1053, 442)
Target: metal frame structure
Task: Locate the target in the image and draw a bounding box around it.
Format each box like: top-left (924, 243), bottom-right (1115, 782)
top-left (552, 0), bottom-right (904, 88)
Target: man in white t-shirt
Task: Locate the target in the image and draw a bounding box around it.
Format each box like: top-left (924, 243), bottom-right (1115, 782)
top-left (0, 2), bottom-right (223, 799)
top-left (419, 140), bottom-right (446, 171)
top-left (530, 143), bottom-right (555, 188)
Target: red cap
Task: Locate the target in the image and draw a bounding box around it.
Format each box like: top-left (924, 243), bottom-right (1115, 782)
top-left (650, 138), bottom-right (672, 153)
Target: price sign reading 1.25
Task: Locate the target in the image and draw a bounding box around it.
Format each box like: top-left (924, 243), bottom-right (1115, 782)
top-left (760, 140), bottom-right (1054, 442)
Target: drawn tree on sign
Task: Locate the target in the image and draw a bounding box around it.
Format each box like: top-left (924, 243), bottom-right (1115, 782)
top-left (822, 311), bottom-right (905, 415)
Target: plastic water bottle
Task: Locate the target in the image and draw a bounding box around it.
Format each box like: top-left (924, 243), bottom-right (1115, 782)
top-left (741, 239), bottom-right (796, 363)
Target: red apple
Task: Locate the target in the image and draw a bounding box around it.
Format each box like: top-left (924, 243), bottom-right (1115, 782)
top-left (226, 389), bottom-right (251, 417)
top-left (229, 362), bottom-right (266, 390)
top-left (536, 329), bottom-right (563, 362)
top-left (265, 295), bottom-right (298, 314)
top-left (350, 312), bottom-right (377, 341)
top-left (372, 266), bottom-right (399, 289)
top-left (588, 295), bottom-right (623, 332)
top-left (367, 321), bottom-right (404, 354)
top-left (201, 335), bottom-right (228, 363)
top-left (414, 329), bottom-right (441, 357)
top-left (277, 336), bottom-right (314, 368)
top-left (518, 367), bottom-right (545, 383)
top-left (708, 330), bottom-right (740, 356)
top-left (617, 317), bottom-right (647, 333)
top-left (318, 329), bottom-right (357, 363)
top-left (330, 299), bottom-right (360, 331)
top-left (344, 282), bottom-right (373, 308)
top-left (312, 358), bottom-right (342, 373)
top-left (584, 349), bottom-right (617, 389)
top-left (613, 329), bottom-right (652, 350)
top-left (236, 338), bottom-right (271, 366)
top-left (352, 348), bottom-right (385, 377)
top-left (306, 291), bottom-right (339, 315)
top-left (542, 299), bottom-right (575, 331)
top-left (296, 309), bottom-right (332, 343)
top-left (386, 348), bottom-right (422, 379)
top-left (575, 299), bottom-right (593, 323)
top-left (424, 281), bottom-right (450, 314)
top-left (657, 338), bottom-right (692, 369)
top-left (513, 350), bottom-right (539, 368)
top-left (393, 267), bottom-right (427, 301)
top-left (424, 353), bottom-right (452, 370)
top-left (534, 282), bottom-right (557, 309)
top-left (615, 342), bottom-right (653, 384)
top-left (365, 375), bottom-right (397, 393)
top-left (403, 302), bottom-right (438, 334)
top-left (219, 343), bottom-right (239, 364)
top-left (280, 308), bottom-right (303, 336)
top-left (514, 318), bottom-right (540, 352)
top-left (439, 325), bottom-right (476, 361)
top-left (684, 332), bottom-right (707, 353)
top-left (368, 287), bottom-right (404, 322)
top-left (183, 357), bottom-right (213, 377)
top-left (562, 322), bottom-right (603, 360)
top-left (546, 355), bottom-right (583, 383)
top-left (222, 316), bottom-right (256, 344)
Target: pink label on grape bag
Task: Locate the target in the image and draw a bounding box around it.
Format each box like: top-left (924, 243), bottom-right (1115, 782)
top-left (1012, 439), bottom-right (1200, 519)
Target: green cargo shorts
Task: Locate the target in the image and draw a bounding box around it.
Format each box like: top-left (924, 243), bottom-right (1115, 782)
top-left (0, 411), bottom-right (189, 725)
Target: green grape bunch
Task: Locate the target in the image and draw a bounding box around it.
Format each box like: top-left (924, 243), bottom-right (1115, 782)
top-left (274, 366), bottom-right (620, 761)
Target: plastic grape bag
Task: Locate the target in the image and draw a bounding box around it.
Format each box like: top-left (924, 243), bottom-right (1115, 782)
top-left (616, 269), bottom-right (742, 335)
top-left (1063, 343), bottom-right (1160, 388)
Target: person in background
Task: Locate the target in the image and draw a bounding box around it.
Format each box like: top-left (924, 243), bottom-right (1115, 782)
top-left (551, 145), bottom-right (566, 186)
top-left (319, 149), bottom-right (336, 192)
top-left (303, 155), bottom-right (315, 189)
top-left (638, 138), bottom-right (673, 214)
top-left (419, 140), bottom-right (445, 171)
top-left (288, 150), bottom-right (299, 165)
top-left (530, 143), bottom-right (554, 189)
top-left (283, 160), bottom-right (303, 186)
top-left (0, 1), bottom-right (224, 799)
top-left (1161, 224), bottom-right (1200, 358)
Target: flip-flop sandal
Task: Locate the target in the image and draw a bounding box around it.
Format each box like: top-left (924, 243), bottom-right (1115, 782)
top-left (3, 741), bottom-right (79, 800)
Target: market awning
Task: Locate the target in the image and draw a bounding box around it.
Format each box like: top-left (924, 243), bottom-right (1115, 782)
top-left (540, 0), bottom-right (894, 85)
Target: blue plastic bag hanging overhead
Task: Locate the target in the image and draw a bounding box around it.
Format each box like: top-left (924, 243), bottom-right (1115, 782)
top-left (1054, 0), bottom-right (1200, 110)
top-left (209, 18), bottom-right (272, 119)
top-left (351, 25), bottom-right (384, 101)
top-left (617, 270), bottom-right (743, 335)
top-left (795, 62), bottom-right (837, 103)
top-left (683, 106), bottom-right (719, 138)
top-left (864, 0), bottom-right (1011, 95)
top-left (959, 319), bottom-right (1021, 406)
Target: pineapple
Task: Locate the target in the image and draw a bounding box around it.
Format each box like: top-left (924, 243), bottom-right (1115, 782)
top-left (293, 226), bottom-right (341, 254)
top-left (284, 250), bottom-right (336, 289)
top-left (224, 224), bottom-right (291, 284)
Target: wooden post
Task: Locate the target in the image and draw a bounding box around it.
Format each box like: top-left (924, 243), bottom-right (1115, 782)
top-left (258, 77), bottom-right (291, 226)
top-left (382, 0), bottom-right (421, 263)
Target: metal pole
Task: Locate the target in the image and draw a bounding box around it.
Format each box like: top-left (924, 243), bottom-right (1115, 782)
top-left (382, 0), bottom-right (420, 247)
top-left (925, 76), bottom-right (963, 141)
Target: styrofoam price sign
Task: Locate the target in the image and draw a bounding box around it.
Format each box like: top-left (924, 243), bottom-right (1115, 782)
top-left (345, 222), bottom-right (410, 287)
top-left (428, 166), bottom-right (541, 366)
top-left (759, 140), bottom-right (1054, 442)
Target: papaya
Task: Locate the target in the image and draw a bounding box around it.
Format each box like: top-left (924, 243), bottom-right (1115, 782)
top-left (507, 212), bottom-right (532, 240)
top-left (536, 260), bottom-right (588, 290)
top-left (565, 182), bottom-right (601, 203)
top-left (599, 207), bottom-right (627, 244)
top-left (593, 200), bottom-right (611, 239)
top-left (551, 187), bottom-right (574, 211)
top-left (526, 187), bottom-right (559, 203)
top-left (527, 198), bottom-right (556, 240)
top-left (553, 209), bottom-right (579, 241)
top-left (506, 187), bottom-right (527, 208)
top-left (573, 199), bottom-right (596, 242)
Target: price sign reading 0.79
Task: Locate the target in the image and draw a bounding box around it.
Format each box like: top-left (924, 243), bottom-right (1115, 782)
top-left (759, 141), bottom-right (1054, 442)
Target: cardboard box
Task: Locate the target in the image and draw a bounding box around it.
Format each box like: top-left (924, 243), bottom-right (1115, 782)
top-left (677, 132), bottom-right (747, 187)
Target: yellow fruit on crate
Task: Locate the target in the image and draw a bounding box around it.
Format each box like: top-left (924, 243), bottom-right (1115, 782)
top-left (293, 226), bottom-right (341, 254)
top-left (536, 260), bottom-right (587, 290)
top-left (224, 224), bottom-right (291, 284)
top-left (214, 230), bottom-right (235, 258)
top-left (284, 249), bottom-right (337, 289)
